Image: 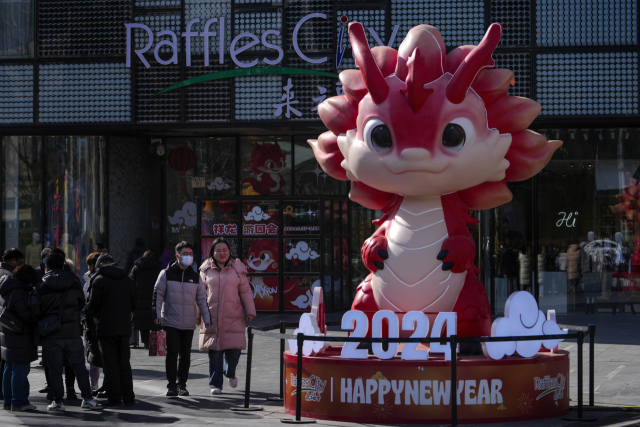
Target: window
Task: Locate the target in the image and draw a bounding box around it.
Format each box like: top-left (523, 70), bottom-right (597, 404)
top-left (0, 0), bottom-right (33, 57)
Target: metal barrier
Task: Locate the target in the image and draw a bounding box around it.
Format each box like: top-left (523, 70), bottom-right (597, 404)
top-left (235, 323), bottom-right (597, 425)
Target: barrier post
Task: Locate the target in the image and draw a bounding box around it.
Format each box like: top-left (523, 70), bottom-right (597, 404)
top-left (267, 321), bottom-right (286, 402)
top-left (563, 330), bottom-right (597, 422)
top-left (281, 333), bottom-right (316, 424)
top-left (231, 327), bottom-right (263, 412)
top-left (588, 324), bottom-right (596, 407)
top-left (450, 335), bottom-right (458, 427)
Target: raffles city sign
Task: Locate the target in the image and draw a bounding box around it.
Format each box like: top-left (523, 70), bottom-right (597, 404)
top-left (125, 13), bottom-right (399, 69)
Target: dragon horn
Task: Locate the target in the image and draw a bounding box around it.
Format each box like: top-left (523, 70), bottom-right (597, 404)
top-left (446, 23), bottom-right (502, 104)
top-left (348, 22), bottom-right (389, 104)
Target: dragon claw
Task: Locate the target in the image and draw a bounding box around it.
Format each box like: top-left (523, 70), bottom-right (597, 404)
top-left (377, 249), bottom-right (389, 260)
top-left (437, 249), bottom-right (449, 261)
top-left (373, 260), bottom-right (385, 271)
top-left (442, 261), bottom-right (454, 271)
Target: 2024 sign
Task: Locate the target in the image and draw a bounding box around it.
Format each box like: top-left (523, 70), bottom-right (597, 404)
top-left (341, 310), bottom-right (459, 361)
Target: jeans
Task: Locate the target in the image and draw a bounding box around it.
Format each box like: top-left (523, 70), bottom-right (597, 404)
top-left (45, 337), bottom-right (93, 402)
top-left (208, 349), bottom-right (241, 389)
top-left (165, 327), bottom-right (194, 387)
top-left (98, 336), bottom-right (135, 404)
top-left (2, 362), bottom-right (30, 408)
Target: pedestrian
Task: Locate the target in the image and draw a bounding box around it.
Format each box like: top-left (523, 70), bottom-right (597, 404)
top-left (153, 241), bottom-right (211, 397)
top-left (34, 249), bottom-right (102, 412)
top-left (0, 265), bottom-right (39, 411)
top-left (130, 250), bottom-right (161, 350)
top-left (125, 238), bottom-right (145, 275)
top-left (93, 243), bottom-right (105, 253)
top-left (0, 248), bottom-right (24, 401)
top-left (198, 238), bottom-right (256, 395)
top-left (82, 252), bottom-right (103, 395)
top-left (85, 254), bottom-right (136, 407)
top-left (35, 247), bottom-right (52, 282)
top-left (159, 242), bottom-right (174, 269)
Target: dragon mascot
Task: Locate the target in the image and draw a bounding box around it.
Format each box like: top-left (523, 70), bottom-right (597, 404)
top-left (309, 22), bottom-right (562, 338)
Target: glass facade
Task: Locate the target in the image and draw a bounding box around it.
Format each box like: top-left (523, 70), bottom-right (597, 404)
top-left (483, 128), bottom-right (640, 316)
top-left (1, 135), bottom-right (107, 277)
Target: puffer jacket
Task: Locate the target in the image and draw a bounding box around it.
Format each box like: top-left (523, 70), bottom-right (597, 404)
top-left (153, 261), bottom-right (211, 330)
top-left (198, 258), bottom-right (256, 352)
top-left (35, 269), bottom-right (85, 340)
top-left (0, 276), bottom-right (38, 364)
top-left (131, 256), bottom-right (162, 331)
top-left (86, 264), bottom-right (137, 337)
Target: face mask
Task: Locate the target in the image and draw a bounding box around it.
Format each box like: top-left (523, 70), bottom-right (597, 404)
top-left (180, 255), bottom-right (193, 267)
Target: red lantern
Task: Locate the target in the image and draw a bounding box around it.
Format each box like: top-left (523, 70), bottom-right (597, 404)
top-left (167, 145), bottom-right (197, 176)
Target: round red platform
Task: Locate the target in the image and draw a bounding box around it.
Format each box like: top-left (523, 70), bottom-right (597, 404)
top-left (283, 346), bottom-right (569, 424)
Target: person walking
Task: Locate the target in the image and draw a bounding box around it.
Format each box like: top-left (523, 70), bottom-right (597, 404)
top-left (153, 241), bottom-right (211, 397)
top-left (34, 249), bottom-right (102, 412)
top-left (198, 238), bottom-right (256, 395)
top-left (85, 254), bottom-right (137, 407)
top-left (82, 252), bottom-right (103, 395)
top-left (130, 251), bottom-right (161, 350)
top-left (125, 238), bottom-right (145, 275)
top-left (0, 248), bottom-right (24, 401)
top-left (0, 265), bottom-right (39, 411)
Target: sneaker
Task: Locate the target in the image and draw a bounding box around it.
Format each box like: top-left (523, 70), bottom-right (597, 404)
top-left (210, 388), bottom-right (222, 395)
top-left (166, 385), bottom-right (178, 397)
top-left (3, 406), bottom-right (10, 410)
top-left (12, 404), bottom-right (37, 412)
top-left (47, 401), bottom-right (65, 412)
top-left (81, 399), bottom-right (103, 410)
top-left (177, 385), bottom-right (189, 397)
top-left (39, 386), bottom-right (50, 393)
top-left (229, 377), bottom-right (238, 388)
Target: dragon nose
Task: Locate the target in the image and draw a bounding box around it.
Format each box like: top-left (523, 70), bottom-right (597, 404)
top-left (400, 148), bottom-right (431, 161)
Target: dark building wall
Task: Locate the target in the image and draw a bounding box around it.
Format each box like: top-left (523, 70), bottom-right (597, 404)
top-left (108, 137), bottom-right (150, 266)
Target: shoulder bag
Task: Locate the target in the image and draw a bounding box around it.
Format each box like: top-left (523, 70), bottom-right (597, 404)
top-left (0, 291), bottom-right (25, 334)
top-left (38, 290), bottom-right (69, 337)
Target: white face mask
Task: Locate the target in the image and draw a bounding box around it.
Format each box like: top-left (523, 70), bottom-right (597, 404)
top-left (180, 255), bottom-right (193, 267)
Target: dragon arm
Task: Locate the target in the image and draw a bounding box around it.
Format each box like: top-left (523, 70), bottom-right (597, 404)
top-left (361, 222), bottom-right (389, 273)
top-left (439, 193), bottom-right (480, 274)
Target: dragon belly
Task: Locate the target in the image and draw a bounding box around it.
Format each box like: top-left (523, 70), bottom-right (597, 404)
top-left (371, 197), bottom-right (466, 313)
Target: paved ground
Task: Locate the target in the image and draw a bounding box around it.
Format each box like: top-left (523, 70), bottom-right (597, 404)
top-left (1, 312), bottom-right (639, 427)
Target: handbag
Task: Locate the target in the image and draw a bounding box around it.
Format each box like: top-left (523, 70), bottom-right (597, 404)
top-left (38, 290), bottom-right (69, 337)
top-left (0, 291), bottom-right (25, 334)
top-left (149, 330), bottom-right (167, 356)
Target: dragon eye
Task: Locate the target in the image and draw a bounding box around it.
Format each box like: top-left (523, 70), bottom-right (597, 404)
top-left (260, 253), bottom-right (270, 261)
top-left (442, 117), bottom-right (475, 152)
top-left (364, 118), bottom-right (393, 153)
top-left (279, 159), bottom-right (284, 167)
top-left (249, 255), bottom-right (254, 261)
top-left (266, 161), bottom-right (274, 168)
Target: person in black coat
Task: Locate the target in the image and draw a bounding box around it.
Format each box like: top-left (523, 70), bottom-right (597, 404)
top-left (0, 247), bottom-right (24, 402)
top-left (124, 238), bottom-right (145, 275)
top-left (130, 251), bottom-right (161, 349)
top-left (34, 250), bottom-right (101, 411)
top-left (0, 265), bottom-right (39, 411)
top-left (35, 247), bottom-right (52, 283)
top-left (86, 254), bottom-right (137, 407)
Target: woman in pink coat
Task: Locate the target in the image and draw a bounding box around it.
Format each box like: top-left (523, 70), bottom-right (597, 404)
top-left (198, 238), bottom-right (256, 395)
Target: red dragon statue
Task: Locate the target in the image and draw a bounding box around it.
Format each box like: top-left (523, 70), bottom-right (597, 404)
top-left (308, 22), bottom-right (562, 338)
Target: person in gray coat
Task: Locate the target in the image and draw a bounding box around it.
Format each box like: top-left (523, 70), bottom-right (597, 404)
top-left (152, 242), bottom-right (211, 397)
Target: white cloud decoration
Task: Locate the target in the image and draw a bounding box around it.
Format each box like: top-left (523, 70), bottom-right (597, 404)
top-left (288, 313), bottom-right (329, 356)
top-left (207, 177), bottom-right (231, 190)
top-left (244, 206), bottom-right (270, 221)
top-left (285, 241), bottom-right (319, 261)
top-left (482, 291), bottom-right (568, 360)
top-left (167, 202), bottom-right (197, 227)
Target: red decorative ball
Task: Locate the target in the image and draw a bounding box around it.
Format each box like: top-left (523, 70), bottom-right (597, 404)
top-left (167, 144), bottom-right (197, 176)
